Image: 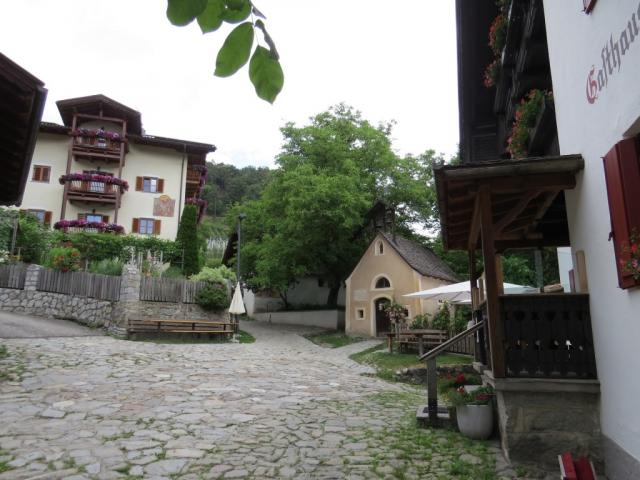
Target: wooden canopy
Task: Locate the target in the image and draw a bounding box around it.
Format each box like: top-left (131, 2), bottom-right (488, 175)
top-left (0, 53), bottom-right (47, 206)
top-left (57, 94), bottom-right (143, 135)
top-left (435, 155), bottom-right (584, 251)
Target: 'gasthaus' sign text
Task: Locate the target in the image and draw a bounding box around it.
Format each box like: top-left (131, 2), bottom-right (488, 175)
top-left (586, 2), bottom-right (640, 104)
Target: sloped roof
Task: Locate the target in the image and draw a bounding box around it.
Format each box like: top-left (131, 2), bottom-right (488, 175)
top-left (0, 52), bottom-right (47, 206)
top-left (379, 231), bottom-right (458, 283)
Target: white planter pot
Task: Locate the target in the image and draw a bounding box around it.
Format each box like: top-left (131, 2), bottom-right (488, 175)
top-left (456, 404), bottom-right (493, 440)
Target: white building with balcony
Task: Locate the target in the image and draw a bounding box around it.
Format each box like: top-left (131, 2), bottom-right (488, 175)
top-left (20, 94), bottom-right (214, 240)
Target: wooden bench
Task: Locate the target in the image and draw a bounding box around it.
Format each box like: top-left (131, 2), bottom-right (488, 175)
top-left (128, 319), bottom-right (236, 336)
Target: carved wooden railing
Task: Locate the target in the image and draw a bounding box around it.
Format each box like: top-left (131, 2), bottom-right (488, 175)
top-left (500, 294), bottom-right (596, 379)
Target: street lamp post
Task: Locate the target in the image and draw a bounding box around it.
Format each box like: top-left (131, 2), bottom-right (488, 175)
top-left (236, 213), bottom-right (246, 293)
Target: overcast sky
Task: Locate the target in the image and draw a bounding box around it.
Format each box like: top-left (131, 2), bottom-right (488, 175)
top-left (1, 1), bottom-right (459, 168)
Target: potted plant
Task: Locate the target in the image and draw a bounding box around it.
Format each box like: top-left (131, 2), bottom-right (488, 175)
top-left (448, 385), bottom-right (495, 439)
top-left (507, 89), bottom-right (553, 158)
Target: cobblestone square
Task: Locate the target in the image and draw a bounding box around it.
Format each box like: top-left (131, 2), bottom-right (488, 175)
top-left (0, 322), bottom-right (502, 479)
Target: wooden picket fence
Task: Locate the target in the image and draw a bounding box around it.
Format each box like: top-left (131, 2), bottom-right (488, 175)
top-left (0, 263), bottom-right (27, 289)
top-left (37, 268), bottom-right (121, 301)
top-left (139, 277), bottom-right (207, 304)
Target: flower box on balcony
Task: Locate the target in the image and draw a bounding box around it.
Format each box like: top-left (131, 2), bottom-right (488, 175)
top-left (53, 219), bottom-right (124, 234)
top-left (59, 173), bottom-right (129, 192)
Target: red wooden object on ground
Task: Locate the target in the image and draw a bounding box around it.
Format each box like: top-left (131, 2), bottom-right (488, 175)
top-left (559, 452), bottom-right (596, 480)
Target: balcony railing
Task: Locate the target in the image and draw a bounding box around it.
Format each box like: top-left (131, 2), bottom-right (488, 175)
top-left (499, 294), bottom-right (597, 379)
top-left (60, 174), bottom-right (128, 203)
top-left (53, 220), bottom-right (124, 234)
top-left (70, 129), bottom-right (127, 161)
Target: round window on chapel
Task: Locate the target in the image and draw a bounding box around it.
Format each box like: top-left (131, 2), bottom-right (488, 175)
top-left (375, 277), bottom-right (391, 289)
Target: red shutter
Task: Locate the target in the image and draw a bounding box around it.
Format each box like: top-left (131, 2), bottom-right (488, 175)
top-left (77, 213), bottom-right (86, 221)
top-left (135, 176), bottom-right (143, 191)
top-left (132, 218), bottom-right (139, 234)
top-left (44, 211), bottom-right (52, 228)
top-left (42, 167), bottom-right (50, 183)
top-left (157, 178), bottom-right (164, 193)
top-left (32, 166), bottom-right (41, 181)
top-left (153, 219), bottom-right (161, 235)
top-left (603, 137), bottom-right (640, 289)
top-left (102, 215), bottom-right (110, 223)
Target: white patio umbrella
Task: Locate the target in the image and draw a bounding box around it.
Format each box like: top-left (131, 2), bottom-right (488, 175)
top-left (403, 280), bottom-right (536, 303)
top-left (229, 283), bottom-right (246, 315)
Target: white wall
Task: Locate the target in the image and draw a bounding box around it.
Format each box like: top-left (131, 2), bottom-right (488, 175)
top-left (20, 133), bottom-right (68, 222)
top-left (20, 130), bottom-right (187, 240)
top-left (544, 0), bottom-right (640, 461)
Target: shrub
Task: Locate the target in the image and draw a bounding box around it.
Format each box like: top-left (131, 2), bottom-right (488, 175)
top-left (88, 259), bottom-right (123, 276)
top-left (195, 284), bottom-right (229, 311)
top-left (452, 306), bottom-right (472, 334)
top-left (175, 205), bottom-right (200, 276)
top-left (191, 265), bottom-right (236, 284)
top-left (432, 303), bottom-right (451, 331)
top-left (17, 212), bottom-right (52, 264)
top-left (47, 247), bottom-right (81, 272)
top-left (161, 265), bottom-right (184, 279)
top-left (410, 314), bottom-right (431, 330)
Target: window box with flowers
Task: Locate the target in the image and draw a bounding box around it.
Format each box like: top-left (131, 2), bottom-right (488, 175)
top-left (621, 231), bottom-right (640, 286)
top-left (507, 89), bottom-right (554, 159)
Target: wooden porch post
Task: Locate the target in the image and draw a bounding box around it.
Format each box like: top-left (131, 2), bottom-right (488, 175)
top-left (479, 187), bottom-right (506, 378)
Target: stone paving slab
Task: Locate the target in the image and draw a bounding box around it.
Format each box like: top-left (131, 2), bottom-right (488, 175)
top-left (0, 321), bottom-right (502, 479)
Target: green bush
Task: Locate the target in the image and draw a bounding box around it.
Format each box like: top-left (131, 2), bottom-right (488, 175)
top-left (47, 247), bottom-right (81, 272)
top-left (190, 265), bottom-right (236, 284)
top-left (17, 212), bottom-right (52, 264)
top-left (431, 303), bottom-right (451, 331)
top-left (88, 259), bottom-right (123, 276)
top-left (410, 313), bottom-right (431, 330)
top-left (175, 205), bottom-right (200, 276)
top-left (452, 306), bottom-right (472, 334)
top-left (161, 266), bottom-right (184, 279)
top-left (195, 284), bottom-right (229, 311)
top-left (52, 231), bottom-right (180, 264)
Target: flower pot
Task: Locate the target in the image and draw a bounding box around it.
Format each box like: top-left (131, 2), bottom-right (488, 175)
top-left (456, 404), bottom-right (493, 440)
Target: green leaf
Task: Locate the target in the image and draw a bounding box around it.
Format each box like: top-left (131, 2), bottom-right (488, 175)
top-left (221, 0), bottom-right (251, 23)
top-left (166, 0), bottom-right (208, 26)
top-left (215, 22), bottom-right (254, 77)
top-left (249, 46), bottom-right (284, 103)
top-left (197, 0), bottom-right (224, 33)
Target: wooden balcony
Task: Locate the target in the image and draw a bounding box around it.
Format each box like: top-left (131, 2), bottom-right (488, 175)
top-left (64, 179), bottom-right (125, 205)
top-left (477, 294), bottom-right (597, 379)
top-left (186, 168), bottom-right (202, 198)
top-left (71, 135), bottom-right (125, 163)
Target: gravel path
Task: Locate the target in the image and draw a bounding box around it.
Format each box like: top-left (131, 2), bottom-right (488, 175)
top-left (0, 321), bottom-right (500, 479)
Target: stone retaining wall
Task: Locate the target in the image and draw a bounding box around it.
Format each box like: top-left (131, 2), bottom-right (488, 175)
top-left (0, 262), bottom-right (222, 332)
top-left (0, 287), bottom-right (113, 328)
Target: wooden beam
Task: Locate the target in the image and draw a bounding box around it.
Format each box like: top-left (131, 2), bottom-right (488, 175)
top-left (468, 195), bottom-right (481, 250)
top-left (479, 187), bottom-right (506, 378)
top-left (481, 173), bottom-right (576, 194)
top-left (494, 191), bottom-right (540, 233)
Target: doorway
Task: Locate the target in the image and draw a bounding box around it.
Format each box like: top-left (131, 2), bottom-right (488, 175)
top-left (374, 297), bottom-right (391, 336)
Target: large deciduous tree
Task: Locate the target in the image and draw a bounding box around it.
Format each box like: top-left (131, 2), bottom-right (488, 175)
top-left (230, 104), bottom-right (443, 305)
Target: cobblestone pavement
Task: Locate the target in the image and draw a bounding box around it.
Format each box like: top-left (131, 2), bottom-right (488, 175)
top-left (0, 321), bottom-right (503, 479)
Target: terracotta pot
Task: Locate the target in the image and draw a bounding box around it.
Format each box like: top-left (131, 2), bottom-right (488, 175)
top-left (456, 404), bottom-right (493, 439)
